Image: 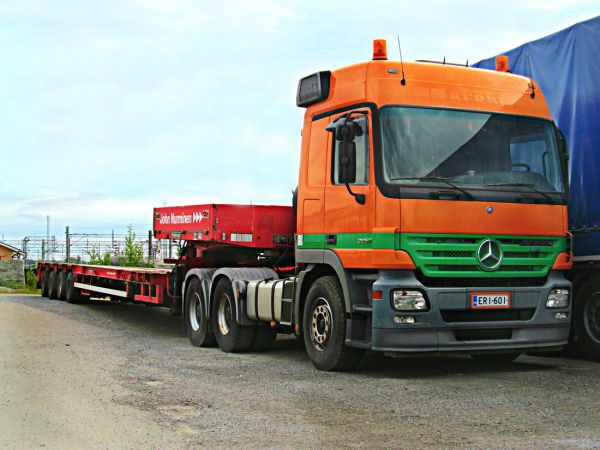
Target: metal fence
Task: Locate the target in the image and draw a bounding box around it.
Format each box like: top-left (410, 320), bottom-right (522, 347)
top-left (2, 228), bottom-right (181, 264)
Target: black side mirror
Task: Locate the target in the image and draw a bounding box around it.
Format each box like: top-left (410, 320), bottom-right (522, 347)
top-left (557, 128), bottom-right (569, 161)
top-left (326, 115), bottom-right (367, 205)
top-left (338, 141), bottom-right (356, 184)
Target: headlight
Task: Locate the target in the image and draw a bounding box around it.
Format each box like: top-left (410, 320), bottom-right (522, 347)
top-left (546, 288), bottom-right (569, 308)
top-left (392, 290), bottom-right (428, 311)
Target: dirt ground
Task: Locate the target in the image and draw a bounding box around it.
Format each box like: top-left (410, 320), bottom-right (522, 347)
top-left (1, 294), bottom-right (599, 449)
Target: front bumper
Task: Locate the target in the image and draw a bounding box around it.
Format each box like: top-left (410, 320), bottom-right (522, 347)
top-left (370, 270), bottom-right (571, 353)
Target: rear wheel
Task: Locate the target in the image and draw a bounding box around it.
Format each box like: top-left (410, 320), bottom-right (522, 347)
top-left (303, 276), bottom-right (363, 371)
top-left (40, 270), bottom-right (50, 297)
top-left (48, 271), bottom-right (58, 299)
top-left (211, 277), bottom-right (255, 352)
top-left (185, 278), bottom-right (216, 347)
top-left (574, 279), bottom-right (600, 361)
top-left (471, 353), bottom-right (520, 363)
top-left (57, 272), bottom-right (68, 301)
top-left (65, 272), bottom-right (84, 303)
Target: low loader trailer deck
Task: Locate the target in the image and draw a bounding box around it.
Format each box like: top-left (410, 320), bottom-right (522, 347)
top-left (38, 40), bottom-right (573, 370)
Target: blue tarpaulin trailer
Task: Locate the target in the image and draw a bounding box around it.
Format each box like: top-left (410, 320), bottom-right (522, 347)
top-left (475, 16), bottom-right (600, 360)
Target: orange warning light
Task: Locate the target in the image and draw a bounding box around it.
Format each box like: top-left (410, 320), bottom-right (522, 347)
top-left (373, 39), bottom-right (388, 60)
top-left (496, 55), bottom-right (509, 72)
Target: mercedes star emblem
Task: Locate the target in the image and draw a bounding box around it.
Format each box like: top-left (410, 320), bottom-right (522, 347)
top-left (477, 239), bottom-right (503, 271)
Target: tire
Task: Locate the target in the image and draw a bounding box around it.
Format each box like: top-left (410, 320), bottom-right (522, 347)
top-left (302, 276), bottom-right (364, 371)
top-left (574, 279), bottom-right (600, 361)
top-left (185, 278), bottom-right (216, 347)
top-left (65, 272), bottom-right (84, 304)
top-left (48, 271), bottom-right (58, 299)
top-left (252, 326), bottom-right (277, 351)
top-left (41, 270), bottom-right (50, 298)
top-left (57, 272), bottom-right (68, 301)
top-left (471, 353), bottom-right (520, 363)
top-left (211, 277), bottom-right (255, 353)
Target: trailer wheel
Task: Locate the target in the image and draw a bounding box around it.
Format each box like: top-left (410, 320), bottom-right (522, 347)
top-left (65, 272), bottom-right (83, 304)
top-left (185, 278), bottom-right (216, 347)
top-left (57, 272), bottom-right (68, 301)
top-left (252, 326), bottom-right (277, 351)
top-left (41, 270), bottom-right (50, 298)
top-left (48, 271), bottom-right (58, 299)
top-left (574, 279), bottom-right (600, 361)
top-left (211, 277), bottom-right (255, 353)
top-left (302, 276), bottom-right (363, 371)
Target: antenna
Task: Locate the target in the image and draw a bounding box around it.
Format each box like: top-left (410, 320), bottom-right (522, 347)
top-left (527, 55), bottom-right (536, 99)
top-left (396, 36), bottom-right (406, 86)
top-left (443, 57), bottom-right (446, 65)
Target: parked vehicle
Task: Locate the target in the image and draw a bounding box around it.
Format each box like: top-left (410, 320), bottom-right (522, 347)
top-left (39, 39), bottom-right (573, 370)
top-left (476, 16), bottom-right (600, 361)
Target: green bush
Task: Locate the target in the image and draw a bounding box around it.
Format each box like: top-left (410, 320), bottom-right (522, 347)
top-left (120, 225), bottom-right (144, 267)
top-left (0, 280), bottom-right (23, 290)
top-left (25, 270), bottom-right (38, 290)
top-left (87, 248), bottom-right (113, 265)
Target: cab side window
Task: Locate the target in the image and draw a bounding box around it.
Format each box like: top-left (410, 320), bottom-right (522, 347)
top-left (332, 116), bottom-right (369, 185)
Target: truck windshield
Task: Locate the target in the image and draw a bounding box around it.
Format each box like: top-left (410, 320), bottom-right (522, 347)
top-left (380, 106), bottom-right (565, 198)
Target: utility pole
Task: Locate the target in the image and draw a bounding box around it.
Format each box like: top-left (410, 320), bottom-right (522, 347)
top-left (65, 226), bottom-right (70, 262)
top-left (42, 239), bottom-right (45, 261)
top-left (46, 215), bottom-right (51, 260)
top-left (22, 238), bottom-right (28, 262)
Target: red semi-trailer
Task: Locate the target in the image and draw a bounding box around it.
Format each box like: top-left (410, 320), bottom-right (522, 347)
top-left (38, 41), bottom-right (573, 370)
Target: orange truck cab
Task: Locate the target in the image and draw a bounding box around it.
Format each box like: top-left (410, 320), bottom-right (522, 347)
top-left (293, 40), bottom-right (571, 368)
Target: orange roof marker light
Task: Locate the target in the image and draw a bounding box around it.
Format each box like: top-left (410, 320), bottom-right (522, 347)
top-left (373, 39), bottom-right (388, 60)
top-left (496, 55), bottom-right (510, 72)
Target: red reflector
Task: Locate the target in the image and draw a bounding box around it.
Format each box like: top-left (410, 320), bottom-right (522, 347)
top-left (373, 290), bottom-right (383, 300)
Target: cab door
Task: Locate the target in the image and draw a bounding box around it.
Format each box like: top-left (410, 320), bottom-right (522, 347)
top-left (324, 111), bottom-right (376, 248)
top-left (297, 116), bottom-right (330, 247)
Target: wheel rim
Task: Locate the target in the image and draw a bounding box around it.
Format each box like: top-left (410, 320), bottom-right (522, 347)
top-left (217, 293), bottom-right (233, 336)
top-left (585, 292), bottom-right (600, 343)
top-left (188, 292), bottom-right (202, 331)
top-left (310, 297), bottom-right (333, 352)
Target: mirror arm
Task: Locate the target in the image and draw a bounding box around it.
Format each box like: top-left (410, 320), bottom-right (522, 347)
top-left (345, 183), bottom-right (366, 205)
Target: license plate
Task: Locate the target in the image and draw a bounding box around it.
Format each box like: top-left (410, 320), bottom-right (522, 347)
top-left (470, 292), bottom-right (511, 309)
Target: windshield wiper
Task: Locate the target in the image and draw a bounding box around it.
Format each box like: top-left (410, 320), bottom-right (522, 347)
top-left (485, 182), bottom-right (556, 204)
top-left (391, 176), bottom-right (475, 200)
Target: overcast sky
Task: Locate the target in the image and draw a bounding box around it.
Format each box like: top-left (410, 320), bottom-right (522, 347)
top-left (1, 0), bottom-right (599, 240)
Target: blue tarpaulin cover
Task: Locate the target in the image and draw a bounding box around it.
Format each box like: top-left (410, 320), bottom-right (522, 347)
top-left (475, 16), bottom-right (600, 257)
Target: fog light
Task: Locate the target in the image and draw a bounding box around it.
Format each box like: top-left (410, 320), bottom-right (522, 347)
top-left (394, 315), bottom-right (415, 324)
top-left (555, 312), bottom-right (569, 320)
top-left (546, 288), bottom-right (569, 308)
top-left (392, 290), bottom-right (428, 311)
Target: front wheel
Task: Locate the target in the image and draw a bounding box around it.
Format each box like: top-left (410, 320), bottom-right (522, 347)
top-left (574, 279), bottom-right (600, 361)
top-left (211, 277), bottom-right (255, 353)
top-left (302, 276), bottom-right (363, 371)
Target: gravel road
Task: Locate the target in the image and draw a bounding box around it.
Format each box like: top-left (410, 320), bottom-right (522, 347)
top-left (1, 294), bottom-right (599, 449)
